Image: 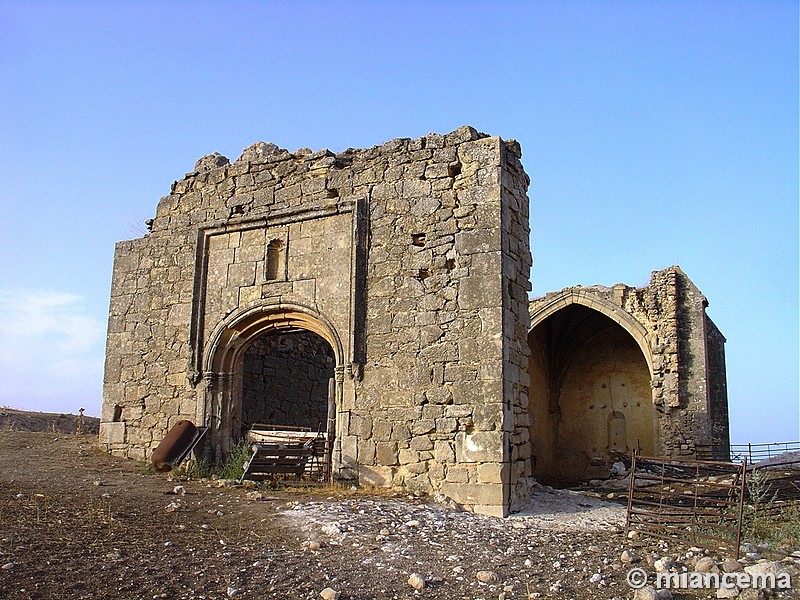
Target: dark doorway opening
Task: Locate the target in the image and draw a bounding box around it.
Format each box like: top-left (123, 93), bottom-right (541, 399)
top-left (241, 329), bottom-right (335, 434)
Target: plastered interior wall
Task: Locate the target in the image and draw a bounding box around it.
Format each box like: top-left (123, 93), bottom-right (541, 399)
top-left (528, 309), bottom-right (654, 484)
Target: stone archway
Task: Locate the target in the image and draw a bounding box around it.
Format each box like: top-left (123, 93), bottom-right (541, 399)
top-left (528, 298), bottom-right (657, 485)
top-left (202, 305), bottom-right (344, 463)
top-left (240, 329), bottom-right (334, 434)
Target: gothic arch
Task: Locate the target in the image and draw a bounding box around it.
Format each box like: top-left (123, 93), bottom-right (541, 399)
top-left (529, 289), bottom-right (653, 376)
top-left (201, 303), bottom-right (344, 460)
top-left (528, 290), bottom-right (657, 484)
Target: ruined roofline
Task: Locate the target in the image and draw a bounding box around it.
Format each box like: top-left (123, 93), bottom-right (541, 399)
top-left (180, 125), bottom-right (523, 183)
top-left (529, 265), bottom-right (690, 305)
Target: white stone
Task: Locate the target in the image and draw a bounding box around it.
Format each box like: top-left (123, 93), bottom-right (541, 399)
top-left (319, 588), bottom-right (340, 600)
top-left (715, 585), bottom-right (739, 598)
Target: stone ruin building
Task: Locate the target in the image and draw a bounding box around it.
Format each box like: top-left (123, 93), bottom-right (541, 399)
top-left (100, 126), bottom-right (729, 516)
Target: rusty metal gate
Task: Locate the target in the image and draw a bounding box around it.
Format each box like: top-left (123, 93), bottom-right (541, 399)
top-left (626, 452), bottom-right (747, 558)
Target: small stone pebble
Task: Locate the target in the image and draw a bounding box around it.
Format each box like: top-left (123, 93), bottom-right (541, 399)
top-left (1, 562), bottom-right (14, 570)
top-left (621, 549), bottom-right (640, 563)
top-left (407, 573), bottom-right (425, 590)
top-left (319, 588), bottom-right (340, 600)
top-left (475, 570), bottom-right (499, 583)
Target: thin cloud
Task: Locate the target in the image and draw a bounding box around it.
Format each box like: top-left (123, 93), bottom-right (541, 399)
top-left (0, 290), bottom-right (105, 415)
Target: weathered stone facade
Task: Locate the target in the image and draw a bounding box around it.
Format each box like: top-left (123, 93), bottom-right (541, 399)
top-left (528, 267), bottom-right (729, 483)
top-left (100, 127), bottom-right (728, 516)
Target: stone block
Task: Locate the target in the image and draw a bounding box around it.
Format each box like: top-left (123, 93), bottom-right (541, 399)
top-left (350, 413), bottom-right (373, 438)
top-left (440, 482), bottom-right (505, 509)
top-left (292, 278), bottom-right (316, 302)
top-left (434, 441), bottom-right (455, 463)
top-left (376, 442), bottom-right (399, 466)
top-left (410, 436), bottom-right (434, 451)
top-left (477, 462), bottom-right (510, 484)
top-left (358, 439), bottom-right (376, 464)
top-left (340, 435), bottom-right (358, 467)
top-left (358, 465), bottom-right (393, 487)
top-left (99, 422), bottom-right (125, 445)
top-left (411, 419), bottom-right (435, 435)
top-left (444, 466), bottom-right (471, 483)
top-left (455, 431), bottom-right (503, 463)
top-left (472, 403), bottom-right (502, 430)
top-left (424, 387), bottom-right (452, 405)
top-left (399, 448), bottom-right (419, 464)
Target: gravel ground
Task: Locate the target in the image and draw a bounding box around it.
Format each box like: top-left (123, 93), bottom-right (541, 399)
top-left (0, 431), bottom-right (797, 600)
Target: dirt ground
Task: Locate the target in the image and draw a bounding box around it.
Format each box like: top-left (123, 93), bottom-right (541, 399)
top-left (0, 430), bottom-right (796, 600)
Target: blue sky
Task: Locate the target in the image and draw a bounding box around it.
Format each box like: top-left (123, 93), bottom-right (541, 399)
top-left (0, 1), bottom-right (797, 445)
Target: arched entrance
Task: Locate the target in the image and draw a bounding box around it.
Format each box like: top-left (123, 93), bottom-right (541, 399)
top-left (241, 329), bottom-right (334, 433)
top-left (528, 295), bottom-right (657, 485)
top-left (202, 305), bottom-right (343, 465)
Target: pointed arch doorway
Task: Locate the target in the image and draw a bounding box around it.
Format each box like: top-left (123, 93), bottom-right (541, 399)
top-left (528, 294), bottom-right (658, 485)
top-left (202, 305), bottom-right (343, 473)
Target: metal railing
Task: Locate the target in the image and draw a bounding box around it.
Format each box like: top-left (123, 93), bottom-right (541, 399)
top-left (626, 453), bottom-right (746, 558)
top-left (626, 450), bottom-right (800, 558)
top-left (696, 441), bottom-right (800, 463)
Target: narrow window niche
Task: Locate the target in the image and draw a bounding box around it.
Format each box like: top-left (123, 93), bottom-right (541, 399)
top-left (266, 239), bottom-right (286, 281)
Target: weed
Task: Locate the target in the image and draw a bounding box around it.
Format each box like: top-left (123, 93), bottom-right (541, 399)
top-left (217, 438), bottom-right (253, 481)
top-left (177, 457), bottom-right (212, 480)
top-left (743, 468), bottom-right (800, 552)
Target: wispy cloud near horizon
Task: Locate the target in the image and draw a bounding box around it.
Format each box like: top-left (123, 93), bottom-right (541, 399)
top-left (0, 289), bottom-right (105, 416)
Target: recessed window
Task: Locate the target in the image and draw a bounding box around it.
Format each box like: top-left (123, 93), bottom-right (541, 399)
top-left (266, 239), bottom-right (285, 281)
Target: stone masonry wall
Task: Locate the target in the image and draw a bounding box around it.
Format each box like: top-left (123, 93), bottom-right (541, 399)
top-left (101, 126), bottom-right (531, 516)
top-left (241, 331), bottom-right (334, 432)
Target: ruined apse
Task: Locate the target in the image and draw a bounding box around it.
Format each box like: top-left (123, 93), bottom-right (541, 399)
top-left (100, 126), bottom-right (729, 516)
top-left (527, 267), bottom-right (730, 485)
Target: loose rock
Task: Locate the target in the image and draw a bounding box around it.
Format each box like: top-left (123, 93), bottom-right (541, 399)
top-left (715, 584), bottom-right (739, 598)
top-left (407, 573), bottom-right (425, 590)
top-left (621, 549), bottom-right (641, 563)
top-left (476, 570), bottom-right (499, 583)
top-left (695, 556), bottom-right (717, 573)
top-left (319, 588), bottom-right (340, 600)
